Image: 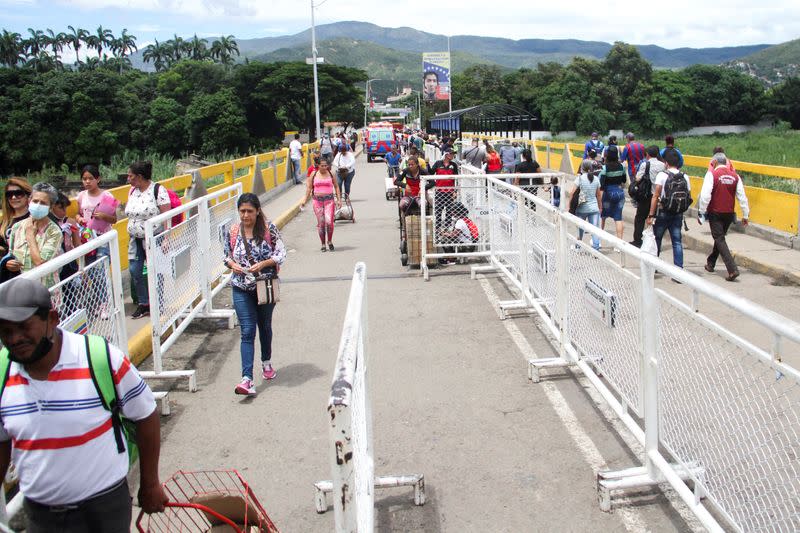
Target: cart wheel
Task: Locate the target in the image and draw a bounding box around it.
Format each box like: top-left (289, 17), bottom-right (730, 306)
top-left (400, 241), bottom-right (407, 254)
top-left (401, 253), bottom-right (409, 266)
top-left (386, 192), bottom-right (390, 200)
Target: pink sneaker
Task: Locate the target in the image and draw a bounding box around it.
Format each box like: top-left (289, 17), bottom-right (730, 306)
top-left (262, 363), bottom-right (277, 381)
top-left (234, 377), bottom-right (256, 396)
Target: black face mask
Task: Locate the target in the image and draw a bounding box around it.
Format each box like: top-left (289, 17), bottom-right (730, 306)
top-left (7, 322), bottom-right (54, 365)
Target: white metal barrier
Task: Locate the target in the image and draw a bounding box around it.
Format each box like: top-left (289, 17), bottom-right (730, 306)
top-left (314, 263), bottom-right (425, 531)
top-left (141, 183), bottom-right (241, 390)
top-left (423, 171), bottom-right (800, 533)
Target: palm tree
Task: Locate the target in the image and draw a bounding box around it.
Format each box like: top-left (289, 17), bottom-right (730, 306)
top-left (45, 29), bottom-right (66, 69)
top-left (93, 25), bottom-right (114, 59)
top-left (0, 30), bottom-right (24, 68)
top-left (168, 34), bottom-right (187, 63)
top-left (79, 56), bottom-right (101, 71)
top-left (24, 28), bottom-right (45, 58)
top-left (210, 35), bottom-right (239, 68)
top-left (143, 39), bottom-right (168, 72)
top-left (115, 29), bottom-right (137, 58)
top-left (65, 26), bottom-right (89, 65)
top-left (187, 34), bottom-right (208, 61)
top-left (26, 51), bottom-right (56, 73)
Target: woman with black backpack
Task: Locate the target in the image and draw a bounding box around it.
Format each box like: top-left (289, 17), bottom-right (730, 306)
top-left (598, 149), bottom-right (627, 239)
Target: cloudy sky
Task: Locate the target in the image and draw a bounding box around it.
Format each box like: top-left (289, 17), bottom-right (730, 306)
top-left (2, 0), bottom-right (799, 49)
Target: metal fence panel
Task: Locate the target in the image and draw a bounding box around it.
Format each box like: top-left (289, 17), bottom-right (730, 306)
top-left (656, 292), bottom-right (800, 532)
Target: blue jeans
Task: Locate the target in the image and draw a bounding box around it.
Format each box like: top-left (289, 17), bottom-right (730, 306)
top-left (129, 238), bottom-right (149, 306)
top-left (232, 286), bottom-right (276, 380)
top-left (576, 211), bottom-right (601, 250)
top-left (653, 213), bottom-right (684, 267)
top-left (337, 170), bottom-right (355, 196)
top-left (291, 158), bottom-right (303, 184)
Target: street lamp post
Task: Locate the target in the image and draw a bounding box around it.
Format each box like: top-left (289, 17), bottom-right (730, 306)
top-left (310, 0), bottom-right (322, 141)
top-left (408, 89), bottom-right (422, 130)
top-left (364, 78), bottom-right (381, 128)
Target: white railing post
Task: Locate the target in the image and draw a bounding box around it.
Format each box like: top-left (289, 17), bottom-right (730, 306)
top-left (555, 209), bottom-right (571, 361)
top-left (144, 222), bottom-right (163, 375)
top-left (421, 177), bottom-right (429, 281)
top-left (516, 188), bottom-right (530, 303)
top-left (108, 232), bottom-right (128, 349)
top-left (198, 200), bottom-right (212, 314)
top-left (488, 179), bottom-right (496, 266)
top-left (639, 259), bottom-right (660, 480)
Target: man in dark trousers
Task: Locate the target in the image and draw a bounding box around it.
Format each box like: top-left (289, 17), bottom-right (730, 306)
top-left (0, 277), bottom-right (167, 531)
top-left (698, 152), bottom-right (750, 281)
top-left (630, 145), bottom-right (665, 247)
top-left (431, 149), bottom-right (459, 230)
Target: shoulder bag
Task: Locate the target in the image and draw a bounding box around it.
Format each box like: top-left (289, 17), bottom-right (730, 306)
top-left (241, 231), bottom-right (280, 305)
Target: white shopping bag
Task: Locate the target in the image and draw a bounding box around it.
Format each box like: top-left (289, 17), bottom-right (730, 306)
top-left (641, 227), bottom-right (658, 256)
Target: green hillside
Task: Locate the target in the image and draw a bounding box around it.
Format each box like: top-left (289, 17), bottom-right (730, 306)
top-left (252, 38), bottom-right (500, 98)
top-left (726, 38), bottom-right (800, 85)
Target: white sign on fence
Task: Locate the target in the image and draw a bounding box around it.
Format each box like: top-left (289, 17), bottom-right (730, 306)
top-left (583, 278), bottom-right (617, 329)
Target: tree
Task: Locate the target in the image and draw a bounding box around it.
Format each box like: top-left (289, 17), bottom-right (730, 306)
top-left (93, 26), bottom-right (114, 59)
top-left (45, 29), bottom-right (66, 69)
top-left (539, 67), bottom-right (613, 135)
top-left (143, 96), bottom-right (187, 156)
top-left (185, 88), bottom-right (249, 154)
top-left (503, 62), bottom-right (564, 119)
top-left (603, 42), bottom-right (652, 122)
top-left (24, 28), bottom-right (46, 58)
top-left (143, 40), bottom-right (168, 72)
top-left (111, 29), bottom-right (137, 59)
top-left (683, 65), bottom-right (766, 125)
top-left (630, 70), bottom-right (696, 134)
top-left (65, 26), bottom-right (89, 65)
top-left (0, 30), bottom-right (24, 68)
top-left (770, 77), bottom-right (800, 129)
top-left (167, 34), bottom-right (188, 63)
top-left (210, 35), bottom-right (239, 68)
top-left (451, 64), bottom-right (507, 109)
top-left (156, 60), bottom-right (227, 106)
top-left (186, 34), bottom-right (208, 61)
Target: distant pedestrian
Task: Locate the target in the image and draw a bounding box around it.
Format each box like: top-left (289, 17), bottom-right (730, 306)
top-left (485, 145), bottom-right (502, 174)
top-left (603, 135), bottom-right (618, 162)
top-left (698, 152), bottom-right (749, 281)
top-left (333, 143), bottom-right (356, 197)
top-left (582, 149), bottom-right (602, 173)
top-left (660, 135), bottom-right (684, 169)
top-left (584, 132), bottom-right (605, 159)
top-left (302, 159), bottom-right (342, 252)
top-left (499, 143), bottom-right (518, 175)
top-left (76, 164), bottom-right (119, 260)
top-left (224, 193), bottom-right (286, 396)
top-left (598, 149), bottom-right (627, 239)
top-left (320, 135), bottom-right (334, 163)
top-left (620, 132), bottom-right (647, 180)
top-left (289, 133), bottom-right (303, 185)
top-left (647, 150), bottom-right (692, 274)
top-left (385, 146), bottom-right (402, 179)
top-left (431, 149), bottom-right (459, 228)
top-left (630, 145), bottom-right (665, 248)
top-left (462, 138), bottom-right (486, 169)
top-left (0, 277), bottom-right (167, 531)
top-left (569, 159), bottom-right (603, 251)
top-left (709, 146), bottom-right (735, 172)
top-left (513, 148), bottom-right (543, 195)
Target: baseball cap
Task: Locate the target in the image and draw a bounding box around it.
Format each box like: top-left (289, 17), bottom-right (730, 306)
top-left (591, 132), bottom-right (598, 137)
top-left (0, 278), bottom-right (52, 322)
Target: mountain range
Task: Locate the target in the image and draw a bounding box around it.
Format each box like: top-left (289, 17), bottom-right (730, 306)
top-left (131, 21), bottom-right (798, 89)
top-left (725, 38), bottom-right (800, 85)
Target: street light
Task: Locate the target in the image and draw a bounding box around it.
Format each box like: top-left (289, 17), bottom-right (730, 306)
top-left (364, 78), bottom-right (381, 128)
top-left (406, 89), bottom-right (423, 130)
top-left (309, 0), bottom-right (326, 141)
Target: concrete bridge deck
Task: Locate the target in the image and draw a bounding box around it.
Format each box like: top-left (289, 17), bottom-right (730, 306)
top-left (131, 153), bottom-right (799, 532)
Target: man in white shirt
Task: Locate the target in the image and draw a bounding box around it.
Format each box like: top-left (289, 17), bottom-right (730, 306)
top-left (646, 149), bottom-right (691, 272)
top-left (0, 278), bottom-right (167, 531)
top-left (698, 152), bottom-right (750, 281)
top-left (289, 133), bottom-right (303, 185)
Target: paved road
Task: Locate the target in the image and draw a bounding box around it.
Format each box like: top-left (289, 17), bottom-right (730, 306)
top-left (133, 155), bottom-right (727, 532)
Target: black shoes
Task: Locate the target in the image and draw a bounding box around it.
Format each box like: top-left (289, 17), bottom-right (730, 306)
top-left (132, 305), bottom-right (150, 319)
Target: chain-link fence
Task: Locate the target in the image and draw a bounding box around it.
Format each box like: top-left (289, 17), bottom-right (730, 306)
top-left (19, 230), bottom-right (127, 349)
top-left (419, 169), bottom-right (800, 531)
top-left (142, 184), bottom-right (241, 388)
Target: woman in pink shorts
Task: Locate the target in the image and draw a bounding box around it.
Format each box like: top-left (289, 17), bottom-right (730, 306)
top-left (302, 159), bottom-right (342, 252)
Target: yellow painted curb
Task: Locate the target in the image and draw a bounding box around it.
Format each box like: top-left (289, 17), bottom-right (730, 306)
top-left (127, 195), bottom-right (306, 365)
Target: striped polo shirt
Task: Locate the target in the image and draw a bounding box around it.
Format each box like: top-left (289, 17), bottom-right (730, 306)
top-left (0, 330), bottom-right (156, 506)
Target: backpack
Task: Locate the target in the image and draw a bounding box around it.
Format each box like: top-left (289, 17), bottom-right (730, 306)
top-left (228, 222), bottom-right (280, 275)
top-left (628, 161), bottom-right (653, 203)
top-left (463, 217), bottom-right (479, 242)
top-left (130, 183), bottom-right (184, 227)
top-left (0, 335), bottom-right (138, 466)
top-left (660, 171), bottom-right (692, 214)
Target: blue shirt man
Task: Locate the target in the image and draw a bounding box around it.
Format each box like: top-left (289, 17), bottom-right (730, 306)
top-left (584, 132), bottom-right (604, 158)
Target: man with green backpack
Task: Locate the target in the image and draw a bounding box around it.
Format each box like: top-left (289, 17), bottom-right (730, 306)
top-left (0, 277), bottom-right (167, 531)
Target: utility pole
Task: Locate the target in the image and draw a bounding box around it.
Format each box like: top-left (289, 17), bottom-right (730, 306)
top-left (364, 78), bottom-right (381, 127)
top-left (310, 0), bottom-right (322, 141)
top-left (447, 35), bottom-right (452, 114)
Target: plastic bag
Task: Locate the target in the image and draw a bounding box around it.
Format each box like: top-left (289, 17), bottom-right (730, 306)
top-left (641, 227), bottom-right (658, 256)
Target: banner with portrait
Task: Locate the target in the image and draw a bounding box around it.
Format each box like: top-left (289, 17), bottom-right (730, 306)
top-left (422, 52), bottom-right (450, 102)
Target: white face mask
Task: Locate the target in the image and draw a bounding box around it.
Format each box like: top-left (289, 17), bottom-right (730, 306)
top-left (29, 203), bottom-right (50, 220)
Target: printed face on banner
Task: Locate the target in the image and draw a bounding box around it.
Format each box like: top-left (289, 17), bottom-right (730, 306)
top-left (422, 52), bottom-right (450, 102)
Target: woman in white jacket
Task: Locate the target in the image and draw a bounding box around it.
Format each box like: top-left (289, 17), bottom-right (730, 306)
top-left (332, 143), bottom-right (356, 198)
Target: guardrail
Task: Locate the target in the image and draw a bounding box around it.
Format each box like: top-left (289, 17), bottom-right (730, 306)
top-left (314, 263), bottom-right (425, 531)
top-left (421, 166), bottom-right (800, 532)
top-left (461, 133), bottom-right (800, 236)
top-left (141, 183), bottom-right (242, 391)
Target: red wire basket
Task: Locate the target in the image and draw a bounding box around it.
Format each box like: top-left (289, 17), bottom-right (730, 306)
top-left (136, 470), bottom-right (279, 533)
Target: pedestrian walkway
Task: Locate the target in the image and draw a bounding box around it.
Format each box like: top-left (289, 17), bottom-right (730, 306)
top-left (138, 154), bottom-right (711, 531)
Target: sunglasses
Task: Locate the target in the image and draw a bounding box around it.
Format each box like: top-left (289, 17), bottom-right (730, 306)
top-left (5, 190), bottom-right (28, 199)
